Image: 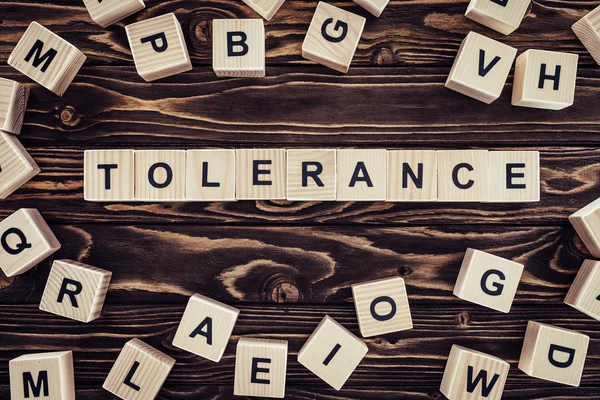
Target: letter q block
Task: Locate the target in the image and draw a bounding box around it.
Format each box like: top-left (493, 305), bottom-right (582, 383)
top-left (213, 19), bottom-right (265, 78)
top-left (234, 337), bottom-right (288, 398)
top-left (0, 77), bottom-right (29, 135)
top-left (565, 259), bottom-right (600, 322)
top-left (83, 0), bottom-right (145, 28)
top-left (84, 150), bottom-right (135, 201)
top-left (9, 351), bottom-right (75, 400)
top-left (465, 0), bottom-right (530, 35)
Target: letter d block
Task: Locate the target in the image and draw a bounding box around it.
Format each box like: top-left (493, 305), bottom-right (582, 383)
top-left (565, 260), bottom-right (600, 322)
top-left (519, 321), bottom-right (589, 386)
top-left (135, 150), bottom-right (186, 201)
top-left (234, 338), bottom-right (288, 398)
top-left (569, 197), bottom-right (600, 258)
top-left (9, 351), bottom-right (75, 400)
top-left (84, 150), bottom-right (135, 201)
top-left (0, 78), bottom-right (29, 135)
top-left (438, 150), bottom-right (489, 202)
top-left (0, 132), bottom-right (40, 199)
top-left (83, 0), bottom-right (145, 28)
top-left (236, 149), bottom-right (286, 200)
top-left (213, 19), bottom-right (265, 78)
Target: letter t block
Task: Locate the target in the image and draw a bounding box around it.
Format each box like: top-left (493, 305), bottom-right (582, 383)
top-left (84, 150), bottom-right (135, 201)
top-left (9, 351), bottom-right (75, 400)
top-left (234, 338), bottom-right (288, 398)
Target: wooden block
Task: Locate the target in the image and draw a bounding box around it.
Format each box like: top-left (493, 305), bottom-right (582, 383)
top-left (465, 0), bottom-right (530, 35)
top-left (242, 0), bottom-right (285, 21)
top-left (453, 248), bottom-right (524, 313)
top-left (0, 78), bottom-right (29, 135)
top-left (351, 276), bottom-right (413, 338)
top-left (440, 345), bottom-right (509, 400)
top-left (103, 338), bottom-right (175, 399)
top-left (437, 150), bottom-right (489, 202)
top-left (83, 0), bottom-right (145, 28)
top-left (445, 32), bottom-right (517, 104)
top-left (518, 321), bottom-right (589, 386)
top-left (0, 131), bottom-right (40, 199)
top-left (287, 149), bottom-right (336, 201)
top-left (569, 197), bottom-right (600, 258)
top-left (9, 351), bottom-right (75, 400)
top-left (387, 150), bottom-right (437, 201)
top-left (212, 19), bottom-right (265, 78)
top-left (512, 49), bottom-right (579, 110)
top-left (565, 259), bottom-right (600, 321)
top-left (172, 293), bottom-right (239, 362)
top-left (39, 259), bottom-right (112, 323)
top-left (488, 151), bottom-right (539, 202)
top-left (297, 315), bottom-right (368, 390)
top-left (302, 2), bottom-right (366, 73)
top-left (186, 149), bottom-right (236, 201)
top-left (573, 6), bottom-right (600, 66)
top-left (236, 149), bottom-right (286, 200)
top-left (353, 0), bottom-right (390, 17)
top-left (8, 22), bottom-right (86, 96)
top-left (84, 150), bottom-right (135, 201)
top-left (134, 150), bottom-right (186, 201)
top-left (126, 13), bottom-right (192, 82)
top-left (0, 209), bottom-right (60, 277)
top-left (234, 337), bottom-right (288, 398)
top-left (337, 149), bottom-right (386, 201)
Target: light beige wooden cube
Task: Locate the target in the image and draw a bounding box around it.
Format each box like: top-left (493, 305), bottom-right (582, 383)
top-left (353, 0), bottom-right (390, 17)
top-left (565, 259), bottom-right (600, 322)
top-left (236, 149), bottom-right (286, 200)
top-left (512, 49), bottom-right (579, 110)
top-left (440, 345), bottom-right (509, 400)
top-left (135, 150), bottom-right (186, 201)
top-left (387, 150), bottom-right (437, 201)
top-left (39, 259), bottom-right (112, 323)
top-left (234, 337), bottom-right (288, 398)
top-left (126, 13), bottom-right (192, 82)
top-left (573, 6), bottom-right (600, 66)
top-left (103, 338), bottom-right (175, 400)
top-left (8, 22), bottom-right (86, 96)
top-left (0, 209), bottom-right (60, 277)
top-left (351, 276), bottom-right (413, 338)
top-left (0, 131), bottom-right (40, 199)
top-left (518, 321), bottom-right (589, 386)
top-left (302, 2), bottom-right (366, 73)
top-left (287, 149), bottom-right (336, 201)
top-left (337, 149), bottom-right (386, 201)
top-left (0, 78), bottom-right (29, 135)
top-left (242, 0), bottom-right (286, 21)
top-left (186, 150), bottom-right (236, 201)
top-left (83, 0), bottom-right (145, 28)
top-left (438, 150), bottom-right (489, 202)
top-left (9, 351), bottom-right (75, 400)
top-left (213, 19), bottom-right (265, 78)
top-left (569, 197), bottom-right (600, 258)
top-left (84, 150), bottom-right (135, 202)
top-left (172, 293), bottom-right (239, 362)
top-left (297, 315), bottom-right (367, 390)
top-left (465, 0), bottom-right (530, 35)
top-left (488, 151), bottom-right (539, 202)
top-left (445, 32), bottom-right (517, 104)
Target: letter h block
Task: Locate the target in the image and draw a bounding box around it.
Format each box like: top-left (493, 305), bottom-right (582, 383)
top-left (234, 337), bottom-right (288, 398)
top-left (84, 150), bottom-right (135, 201)
top-left (0, 78), bottom-right (29, 135)
top-left (213, 19), bottom-right (265, 78)
top-left (565, 259), bottom-right (600, 322)
top-left (9, 351), bottom-right (75, 400)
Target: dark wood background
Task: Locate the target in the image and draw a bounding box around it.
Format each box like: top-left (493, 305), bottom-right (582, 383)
top-left (1, 0), bottom-right (599, 398)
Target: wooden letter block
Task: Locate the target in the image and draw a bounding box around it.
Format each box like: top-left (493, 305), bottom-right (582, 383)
top-left (445, 32), bottom-right (517, 104)
top-left (84, 150), bottom-right (135, 201)
top-left (0, 131), bottom-right (40, 199)
top-left (287, 149), bottom-right (336, 201)
top-left (353, 0), bottom-right (390, 17)
top-left (135, 150), bottom-right (186, 201)
top-left (172, 293), bottom-right (239, 362)
top-left (236, 149), bottom-right (286, 200)
top-left (213, 19), bottom-right (265, 78)
top-left (297, 315), bottom-right (368, 390)
top-left (234, 337), bottom-right (288, 398)
top-left (103, 338), bottom-right (175, 399)
top-left (242, 0), bottom-right (285, 21)
top-left (351, 276), bottom-right (413, 337)
top-left (39, 259), bottom-right (112, 323)
top-left (465, 0), bottom-right (530, 35)
top-left (565, 259), bottom-right (600, 322)
top-left (438, 150), bottom-right (489, 202)
top-left (488, 151), bottom-right (539, 202)
top-left (387, 150), bottom-right (437, 201)
top-left (512, 49), bottom-right (579, 110)
top-left (8, 22), bottom-right (86, 96)
top-left (83, 0), bottom-right (145, 28)
top-left (337, 149), bottom-right (386, 201)
top-left (573, 6), bottom-right (600, 66)
top-left (518, 321), bottom-right (589, 386)
top-left (9, 351), bottom-right (75, 400)
top-left (302, 2), bottom-right (366, 73)
top-left (0, 209), bottom-right (60, 277)
top-left (186, 150), bottom-right (236, 201)
top-left (453, 248), bottom-right (524, 313)
top-left (440, 345), bottom-right (509, 400)
top-left (569, 197), bottom-right (600, 258)
top-left (126, 13), bottom-right (192, 82)
top-left (0, 78), bottom-right (29, 135)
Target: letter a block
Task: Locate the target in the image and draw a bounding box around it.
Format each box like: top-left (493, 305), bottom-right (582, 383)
top-left (83, 0), bottom-right (146, 28)
top-left (172, 293), bottom-right (240, 362)
top-left (213, 19), bottom-right (265, 78)
top-left (573, 6), bottom-right (600, 66)
top-left (519, 321), bottom-right (589, 386)
top-left (488, 151), bottom-right (539, 202)
top-left (0, 132), bottom-right (40, 199)
top-left (8, 22), bottom-right (86, 96)
top-left (236, 149), bottom-right (286, 200)
top-left (465, 0), bottom-right (530, 35)
top-left (302, 2), bottom-right (366, 73)
top-left (186, 150), bottom-right (236, 201)
top-left (234, 337), bottom-right (288, 398)
top-left (337, 149), bottom-right (387, 201)
top-left (287, 149), bottom-right (336, 201)
top-left (84, 150), bottom-right (135, 201)
top-left (242, 0), bottom-right (285, 21)
top-left (0, 78), bottom-right (29, 135)
top-left (569, 197), bottom-right (600, 258)
top-left (387, 150), bottom-right (437, 201)
top-left (565, 259), bottom-right (600, 322)
top-left (135, 150), bottom-right (186, 201)
top-left (438, 150), bottom-right (489, 202)
top-left (9, 351), bottom-right (75, 400)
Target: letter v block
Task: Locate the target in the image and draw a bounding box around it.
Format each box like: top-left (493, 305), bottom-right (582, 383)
top-left (213, 19), bottom-right (265, 78)
top-left (83, 0), bottom-right (146, 28)
top-left (465, 0), bottom-right (530, 35)
top-left (9, 351), bottom-right (75, 400)
top-left (0, 132), bottom-right (40, 199)
top-left (84, 150), bottom-right (135, 201)
top-left (234, 338), bottom-right (288, 398)
top-left (565, 259), bottom-right (600, 321)
top-left (0, 78), bottom-right (29, 135)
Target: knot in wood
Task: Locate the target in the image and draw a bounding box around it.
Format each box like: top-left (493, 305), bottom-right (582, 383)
top-left (398, 266), bottom-right (413, 276)
top-left (457, 311), bottom-right (470, 327)
top-left (59, 106), bottom-right (81, 127)
top-left (265, 277), bottom-right (301, 303)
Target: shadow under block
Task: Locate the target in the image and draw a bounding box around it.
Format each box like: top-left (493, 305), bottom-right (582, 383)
top-left (565, 259), bottom-right (600, 321)
top-left (8, 22), bottom-right (86, 96)
top-left (302, 2), bottom-right (366, 73)
top-left (172, 293), bottom-right (240, 362)
top-left (84, 150), bottom-right (135, 201)
top-left (337, 149), bottom-right (386, 201)
top-left (437, 150), bottom-right (489, 202)
top-left (353, 0), bottom-right (390, 17)
top-left (212, 19), bottom-right (265, 78)
top-left (0, 78), bottom-right (29, 135)
top-left (297, 315), bottom-right (368, 390)
top-left (0, 132), bottom-right (40, 199)
top-left (465, 0), bottom-right (530, 35)
top-left (351, 276), bottom-right (413, 338)
top-left (512, 49), bottom-right (579, 110)
top-left (39, 259), bottom-right (112, 323)
top-left (242, 0), bottom-right (285, 21)
top-left (103, 338), bottom-right (175, 400)
top-left (569, 197), bottom-right (600, 258)
top-left (9, 351), bottom-right (75, 400)
top-left (518, 321), bottom-right (589, 386)
top-left (440, 345), bottom-right (509, 400)
top-left (573, 6), bottom-right (600, 66)
top-left (387, 150), bottom-right (437, 201)
top-left (134, 150), bottom-right (186, 201)
top-left (488, 151), bottom-right (539, 202)
top-left (83, 0), bottom-right (145, 28)
top-left (445, 32), bottom-right (517, 104)
top-left (236, 149), bottom-right (286, 200)
top-left (186, 150), bottom-right (236, 201)
top-left (287, 149), bottom-right (336, 201)
top-left (126, 13), bottom-right (192, 82)
top-left (234, 338), bottom-right (288, 398)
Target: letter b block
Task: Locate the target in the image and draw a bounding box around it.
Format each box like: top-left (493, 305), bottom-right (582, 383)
top-left (84, 150), bottom-right (135, 201)
top-left (213, 19), bottom-right (265, 78)
top-left (234, 338), bottom-right (288, 398)
top-left (565, 260), bottom-right (600, 322)
top-left (9, 351), bottom-right (75, 400)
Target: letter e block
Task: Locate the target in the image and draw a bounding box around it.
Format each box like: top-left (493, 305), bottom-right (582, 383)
top-left (236, 149), bottom-right (286, 200)
top-left (573, 6), bottom-right (600, 66)
top-left (465, 0), bottom-right (530, 35)
top-left (438, 150), bottom-right (489, 202)
top-left (242, 0), bottom-right (285, 21)
top-left (569, 197), bottom-right (600, 258)
top-left (135, 150), bottom-right (186, 201)
top-left (0, 132), bottom-right (40, 199)
top-left (565, 259), bottom-right (600, 322)
top-left (84, 150), bottom-right (135, 201)
top-left (337, 149), bottom-right (386, 201)
top-left (387, 150), bottom-right (437, 201)
top-left (234, 337), bottom-right (288, 398)
top-left (186, 150), bottom-right (236, 201)
top-left (83, 0), bottom-right (145, 28)
top-left (488, 151), bottom-right (539, 202)
top-left (353, 0), bottom-right (390, 17)
top-left (213, 19), bottom-right (265, 78)
top-left (9, 351), bottom-right (75, 400)
top-left (287, 149), bottom-right (336, 201)
top-left (0, 78), bottom-right (29, 135)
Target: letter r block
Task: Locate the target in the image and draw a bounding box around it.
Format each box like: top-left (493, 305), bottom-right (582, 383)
top-left (565, 260), bottom-right (600, 322)
top-left (234, 337), bottom-right (288, 398)
top-left (9, 351), bottom-right (75, 400)
top-left (212, 19), bottom-right (265, 78)
top-left (287, 149), bottom-right (336, 201)
top-left (83, 0), bottom-right (145, 28)
top-left (84, 150), bottom-right (135, 201)
top-left (465, 0), bottom-right (530, 35)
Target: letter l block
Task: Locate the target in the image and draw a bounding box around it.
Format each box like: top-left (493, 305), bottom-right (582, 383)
top-left (9, 351), bottom-right (75, 400)
top-left (234, 337), bottom-right (288, 398)
top-left (213, 19), bottom-right (265, 78)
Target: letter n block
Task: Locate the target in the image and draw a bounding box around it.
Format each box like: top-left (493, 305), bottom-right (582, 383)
top-left (9, 351), bottom-right (75, 400)
top-left (234, 337), bottom-right (288, 398)
top-left (212, 19), bottom-right (265, 78)
top-left (8, 22), bottom-right (86, 96)
top-left (242, 0), bottom-right (285, 21)
top-left (437, 150), bottom-right (489, 202)
top-left (573, 6), bottom-right (600, 66)
top-left (337, 149), bottom-right (387, 201)
top-left (186, 150), bottom-right (236, 201)
top-left (236, 149), bottom-right (286, 200)
top-left (84, 150), bottom-right (135, 201)
top-left (565, 259), bottom-right (600, 322)
top-left (287, 149), bottom-right (336, 201)
top-left (387, 150), bottom-right (437, 201)
top-left (0, 131), bottom-right (40, 199)
top-left (488, 151), bottom-right (539, 202)
top-left (135, 150), bottom-right (186, 201)
top-left (0, 78), bottom-right (29, 135)
top-left (83, 0), bottom-right (146, 28)
top-left (518, 321), bottom-right (589, 386)
top-left (569, 197), bottom-right (600, 258)
top-left (465, 0), bottom-right (530, 35)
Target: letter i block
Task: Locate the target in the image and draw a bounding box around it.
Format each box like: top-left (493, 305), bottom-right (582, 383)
top-left (287, 149), bottom-right (336, 201)
top-left (8, 22), bottom-right (86, 96)
top-left (9, 351), bottom-right (75, 400)
top-left (0, 132), bottom-right (40, 199)
top-left (519, 321), bottom-right (589, 386)
top-left (465, 0), bottom-right (530, 35)
top-left (337, 149), bottom-right (387, 201)
top-left (186, 150), bottom-right (236, 201)
top-left (135, 150), bottom-right (186, 201)
top-left (126, 13), bottom-right (192, 82)
top-left (440, 345), bottom-right (509, 400)
top-left (234, 338), bottom-right (288, 398)
top-left (565, 260), bottom-right (600, 322)
top-left (103, 338), bottom-right (175, 399)
top-left (84, 150), bottom-right (135, 201)
top-left (570, 197), bottom-right (600, 258)
top-left (236, 149), bottom-right (286, 200)
top-left (353, 0), bottom-right (390, 17)
top-left (242, 0), bottom-right (286, 21)
top-left (83, 0), bottom-right (146, 28)
top-left (573, 6), bottom-right (600, 66)
top-left (302, 2), bottom-right (366, 73)
top-left (488, 151), bottom-right (539, 202)
top-left (0, 78), bottom-right (29, 135)
top-left (297, 315), bottom-right (368, 390)
top-left (212, 19), bottom-right (265, 78)
top-left (437, 150), bottom-right (489, 202)
top-left (172, 293), bottom-right (240, 362)
top-left (387, 150), bottom-right (437, 201)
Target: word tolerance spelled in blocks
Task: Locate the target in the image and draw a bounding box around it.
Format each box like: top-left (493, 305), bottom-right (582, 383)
top-left (387, 150), bottom-right (437, 201)
top-left (0, 78), bottom-right (29, 135)
top-left (573, 6), bottom-right (600, 66)
top-left (83, 0), bottom-right (145, 28)
top-left (213, 19), bottom-right (265, 78)
top-left (565, 259), bottom-right (600, 322)
top-left (569, 197), bottom-right (600, 258)
top-left (0, 132), bottom-right (40, 199)
top-left (242, 0), bottom-right (285, 21)
top-left (234, 338), bottom-right (288, 398)
top-left (84, 150), bottom-right (135, 201)
top-left (135, 150), bottom-right (186, 201)
top-left (465, 0), bottom-right (530, 35)
top-left (9, 351), bottom-right (75, 400)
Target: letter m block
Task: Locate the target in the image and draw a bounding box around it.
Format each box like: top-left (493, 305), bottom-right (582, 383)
top-left (9, 351), bottom-right (75, 400)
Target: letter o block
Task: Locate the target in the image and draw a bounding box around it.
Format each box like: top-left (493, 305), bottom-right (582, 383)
top-left (213, 19), bottom-right (265, 78)
top-left (9, 351), bottom-right (75, 400)
top-left (234, 338), bottom-right (288, 398)
top-left (135, 150), bottom-right (186, 201)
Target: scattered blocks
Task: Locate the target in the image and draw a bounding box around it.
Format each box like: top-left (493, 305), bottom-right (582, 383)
top-left (234, 337), bottom-right (288, 398)
top-left (9, 351), bottom-right (75, 400)
top-left (337, 149), bottom-right (387, 201)
top-left (0, 131), bottom-right (40, 199)
top-left (437, 150), bottom-right (489, 202)
top-left (0, 78), bottom-right (29, 135)
top-left (353, 0), bottom-right (390, 17)
top-left (134, 150), bottom-right (186, 201)
top-left (213, 19), bottom-right (265, 78)
top-left (287, 149), bottom-right (336, 201)
top-left (570, 197), bottom-right (600, 258)
top-left (488, 151), bottom-right (540, 202)
top-left (236, 149), bottom-right (286, 200)
top-left (186, 149), bottom-right (236, 201)
top-left (83, 0), bottom-right (145, 28)
top-left (242, 0), bottom-right (286, 21)
top-left (84, 150), bottom-right (135, 201)
top-left (465, 0), bottom-right (530, 35)
top-left (387, 150), bottom-right (437, 201)
top-left (565, 259), bottom-right (600, 322)
top-left (573, 6), bottom-right (600, 66)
